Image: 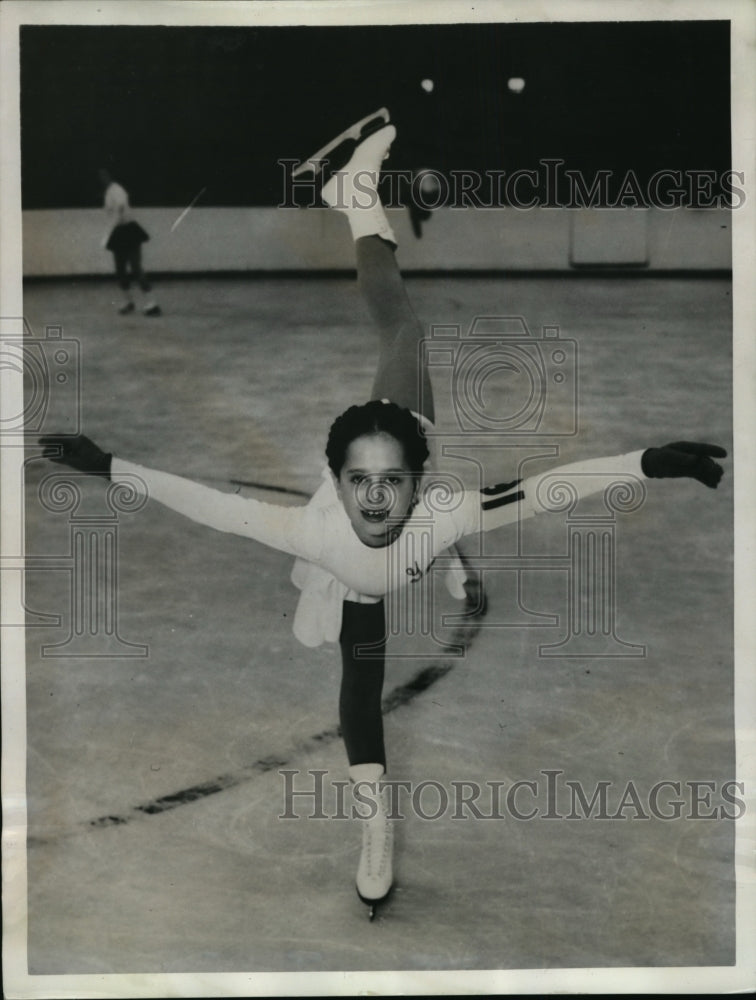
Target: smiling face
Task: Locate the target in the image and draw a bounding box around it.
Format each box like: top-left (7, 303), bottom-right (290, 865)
top-left (336, 432), bottom-right (419, 548)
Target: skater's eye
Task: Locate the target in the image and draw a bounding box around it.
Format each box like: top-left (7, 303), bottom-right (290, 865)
top-left (350, 474), bottom-right (365, 485)
top-left (386, 476), bottom-right (402, 486)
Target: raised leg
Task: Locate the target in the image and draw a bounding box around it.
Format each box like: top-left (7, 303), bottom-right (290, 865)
top-left (325, 118), bottom-right (482, 607)
top-left (320, 122), bottom-right (433, 422)
top-left (355, 236), bottom-right (434, 423)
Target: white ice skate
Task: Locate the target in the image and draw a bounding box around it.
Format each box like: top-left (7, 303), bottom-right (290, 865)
top-left (320, 122), bottom-right (397, 245)
top-left (291, 107), bottom-right (391, 180)
top-left (350, 764), bottom-right (394, 920)
top-left (321, 123), bottom-right (395, 208)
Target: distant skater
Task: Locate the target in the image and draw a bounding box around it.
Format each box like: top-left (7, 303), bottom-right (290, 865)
top-left (44, 116), bottom-right (727, 920)
top-left (99, 168), bottom-right (161, 316)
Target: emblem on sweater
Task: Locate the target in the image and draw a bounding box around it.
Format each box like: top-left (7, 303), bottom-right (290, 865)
top-left (406, 558), bottom-right (436, 582)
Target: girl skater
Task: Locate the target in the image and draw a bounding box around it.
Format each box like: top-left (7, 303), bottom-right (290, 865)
top-left (44, 117), bottom-right (726, 919)
top-left (98, 168), bottom-right (161, 317)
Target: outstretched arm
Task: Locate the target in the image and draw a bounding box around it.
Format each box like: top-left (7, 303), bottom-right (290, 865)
top-left (39, 434), bottom-right (318, 559)
top-left (456, 442), bottom-right (727, 537)
top-left (640, 441), bottom-right (726, 488)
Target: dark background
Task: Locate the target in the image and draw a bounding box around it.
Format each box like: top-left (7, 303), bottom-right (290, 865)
top-left (20, 20), bottom-right (730, 209)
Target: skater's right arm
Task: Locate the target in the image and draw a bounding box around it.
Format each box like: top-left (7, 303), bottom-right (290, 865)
top-left (39, 434), bottom-right (320, 560)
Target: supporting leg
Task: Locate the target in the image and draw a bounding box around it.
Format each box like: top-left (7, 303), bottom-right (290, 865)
top-left (338, 600), bottom-right (386, 769)
top-left (338, 600), bottom-right (393, 917)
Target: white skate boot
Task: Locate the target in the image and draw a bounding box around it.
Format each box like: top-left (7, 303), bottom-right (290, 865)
top-left (349, 763), bottom-right (394, 919)
top-left (291, 107), bottom-right (391, 180)
top-left (320, 122), bottom-right (397, 245)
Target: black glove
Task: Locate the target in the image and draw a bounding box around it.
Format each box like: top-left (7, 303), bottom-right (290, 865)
top-left (641, 441), bottom-right (727, 489)
top-left (39, 434), bottom-right (112, 479)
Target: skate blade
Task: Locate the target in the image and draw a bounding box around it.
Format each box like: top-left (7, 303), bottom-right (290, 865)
top-left (292, 107), bottom-right (391, 178)
top-left (364, 898), bottom-right (385, 921)
top-left (358, 884), bottom-right (393, 921)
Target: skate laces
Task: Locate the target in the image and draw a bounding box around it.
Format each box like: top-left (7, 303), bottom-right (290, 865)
top-left (356, 127), bottom-right (395, 174)
top-left (361, 809), bottom-right (393, 878)
top-left (356, 784), bottom-right (393, 882)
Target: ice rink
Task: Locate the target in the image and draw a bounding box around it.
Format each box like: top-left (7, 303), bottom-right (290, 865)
top-left (19, 270), bottom-right (735, 975)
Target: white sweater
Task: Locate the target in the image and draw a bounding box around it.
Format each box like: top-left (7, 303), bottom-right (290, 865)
top-left (111, 451), bottom-right (646, 646)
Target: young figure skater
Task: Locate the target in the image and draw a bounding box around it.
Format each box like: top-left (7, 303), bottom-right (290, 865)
top-left (98, 168), bottom-right (161, 317)
top-left (44, 118), bottom-right (726, 919)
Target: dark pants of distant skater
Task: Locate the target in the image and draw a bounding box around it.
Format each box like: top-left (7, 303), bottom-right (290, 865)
top-left (107, 220), bottom-right (152, 293)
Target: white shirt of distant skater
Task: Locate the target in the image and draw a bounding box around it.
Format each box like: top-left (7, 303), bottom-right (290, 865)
top-left (100, 176), bottom-right (133, 245)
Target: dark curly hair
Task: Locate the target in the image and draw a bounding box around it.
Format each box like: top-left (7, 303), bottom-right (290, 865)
top-left (326, 399), bottom-right (430, 476)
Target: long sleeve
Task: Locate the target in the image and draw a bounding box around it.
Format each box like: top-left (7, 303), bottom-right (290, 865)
top-left (111, 457), bottom-right (321, 560)
top-left (446, 450), bottom-right (648, 538)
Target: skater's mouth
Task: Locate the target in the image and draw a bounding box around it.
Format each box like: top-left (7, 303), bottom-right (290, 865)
top-left (361, 508), bottom-right (389, 523)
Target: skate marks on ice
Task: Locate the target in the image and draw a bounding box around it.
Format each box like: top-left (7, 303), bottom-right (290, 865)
top-left (26, 607), bottom-right (485, 848)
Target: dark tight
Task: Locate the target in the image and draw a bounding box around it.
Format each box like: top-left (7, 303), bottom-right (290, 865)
top-left (112, 247), bottom-right (151, 293)
top-left (338, 235), bottom-right (430, 769)
top-left (339, 601), bottom-right (386, 769)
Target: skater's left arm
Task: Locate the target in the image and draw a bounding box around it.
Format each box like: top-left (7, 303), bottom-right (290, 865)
top-left (451, 442), bottom-right (727, 536)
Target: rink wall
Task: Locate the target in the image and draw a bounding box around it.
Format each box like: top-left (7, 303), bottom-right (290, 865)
top-left (21, 206), bottom-right (731, 276)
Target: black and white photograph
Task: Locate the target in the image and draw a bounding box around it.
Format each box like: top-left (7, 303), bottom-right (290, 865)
top-left (1, 0), bottom-right (755, 996)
